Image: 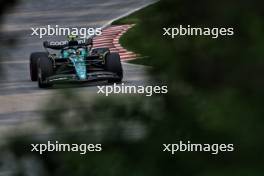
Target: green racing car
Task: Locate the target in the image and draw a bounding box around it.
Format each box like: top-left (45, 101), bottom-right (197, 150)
top-left (29, 36), bottom-right (123, 88)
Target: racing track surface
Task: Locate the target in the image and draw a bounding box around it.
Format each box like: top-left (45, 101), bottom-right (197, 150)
top-left (0, 0), bottom-right (154, 136)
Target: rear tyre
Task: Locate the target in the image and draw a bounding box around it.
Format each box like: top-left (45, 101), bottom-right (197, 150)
top-left (105, 53), bottom-right (123, 83)
top-left (30, 52), bottom-right (47, 81)
top-left (37, 54), bottom-right (53, 88)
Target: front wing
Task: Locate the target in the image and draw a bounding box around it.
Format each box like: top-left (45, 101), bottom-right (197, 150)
top-left (46, 71), bottom-right (120, 83)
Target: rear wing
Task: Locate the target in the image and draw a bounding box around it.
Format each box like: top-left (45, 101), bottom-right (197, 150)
top-left (43, 38), bottom-right (93, 50)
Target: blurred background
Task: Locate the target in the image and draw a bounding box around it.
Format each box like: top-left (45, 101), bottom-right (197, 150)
top-left (1, 0), bottom-right (264, 175)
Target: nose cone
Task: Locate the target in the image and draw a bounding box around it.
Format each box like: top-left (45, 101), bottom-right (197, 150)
top-left (79, 73), bottom-right (87, 80)
top-left (74, 57), bottom-right (87, 80)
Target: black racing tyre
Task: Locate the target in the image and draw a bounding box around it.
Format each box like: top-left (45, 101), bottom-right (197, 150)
top-left (105, 52), bottom-right (123, 83)
top-left (37, 54), bottom-right (53, 88)
top-left (30, 52), bottom-right (47, 81)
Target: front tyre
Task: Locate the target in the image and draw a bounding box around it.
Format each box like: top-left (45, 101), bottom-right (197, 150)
top-left (30, 52), bottom-right (48, 81)
top-left (105, 53), bottom-right (123, 83)
top-left (37, 55), bottom-right (53, 88)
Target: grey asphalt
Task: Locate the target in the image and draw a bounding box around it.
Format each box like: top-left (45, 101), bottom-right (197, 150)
top-left (0, 0), bottom-right (154, 135)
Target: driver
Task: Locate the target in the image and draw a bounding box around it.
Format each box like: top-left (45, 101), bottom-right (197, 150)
top-left (67, 35), bottom-right (79, 46)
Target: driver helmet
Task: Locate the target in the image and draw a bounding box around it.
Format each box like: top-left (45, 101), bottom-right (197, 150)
top-left (67, 35), bottom-right (79, 46)
top-left (68, 34), bottom-right (79, 41)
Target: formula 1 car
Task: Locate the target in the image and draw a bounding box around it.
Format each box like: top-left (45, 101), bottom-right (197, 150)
top-left (29, 36), bottom-right (123, 88)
